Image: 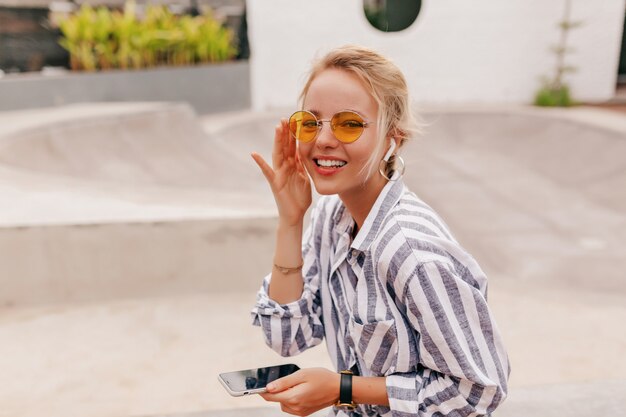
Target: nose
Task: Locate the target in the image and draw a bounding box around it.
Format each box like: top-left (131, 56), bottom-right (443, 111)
top-left (315, 123), bottom-right (339, 149)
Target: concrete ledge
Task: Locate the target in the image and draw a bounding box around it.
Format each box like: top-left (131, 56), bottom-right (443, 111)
top-left (0, 61), bottom-right (250, 114)
top-left (0, 217), bottom-right (278, 307)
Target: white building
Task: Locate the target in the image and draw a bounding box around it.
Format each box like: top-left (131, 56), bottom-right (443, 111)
top-left (247, 0), bottom-right (626, 110)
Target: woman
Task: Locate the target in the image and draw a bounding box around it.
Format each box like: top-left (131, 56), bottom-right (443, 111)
top-left (250, 45), bottom-right (510, 417)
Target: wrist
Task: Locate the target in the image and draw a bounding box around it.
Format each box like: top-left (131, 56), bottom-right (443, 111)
top-left (351, 376), bottom-right (390, 407)
top-left (273, 260), bottom-right (303, 275)
top-left (277, 217), bottom-right (304, 231)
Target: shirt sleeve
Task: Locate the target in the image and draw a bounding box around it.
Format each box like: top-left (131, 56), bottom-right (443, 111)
top-left (386, 261), bottom-right (510, 416)
top-left (250, 209), bottom-right (325, 357)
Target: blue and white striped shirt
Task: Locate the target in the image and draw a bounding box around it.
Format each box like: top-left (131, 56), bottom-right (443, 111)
top-left (252, 179), bottom-right (510, 416)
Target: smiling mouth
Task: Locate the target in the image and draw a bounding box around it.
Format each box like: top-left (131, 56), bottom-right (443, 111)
top-left (314, 159), bottom-right (347, 168)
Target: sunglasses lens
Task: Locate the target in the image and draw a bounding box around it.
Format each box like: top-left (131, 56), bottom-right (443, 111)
top-left (331, 111), bottom-right (366, 143)
top-left (289, 111), bottom-right (318, 142)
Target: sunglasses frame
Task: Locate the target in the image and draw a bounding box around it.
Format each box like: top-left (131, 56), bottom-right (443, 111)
top-left (288, 109), bottom-right (373, 144)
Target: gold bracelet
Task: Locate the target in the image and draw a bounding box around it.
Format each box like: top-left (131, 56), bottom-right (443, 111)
top-left (273, 261), bottom-right (303, 275)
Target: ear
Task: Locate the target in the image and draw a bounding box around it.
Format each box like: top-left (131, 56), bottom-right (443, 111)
top-left (385, 135), bottom-right (400, 151)
top-left (387, 128), bottom-right (403, 147)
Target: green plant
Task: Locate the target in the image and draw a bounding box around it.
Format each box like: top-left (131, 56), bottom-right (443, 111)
top-left (58, 4), bottom-right (99, 71)
top-left (534, 0), bottom-right (582, 107)
top-left (58, 0), bottom-right (237, 71)
top-left (535, 84), bottom-right (573, 107)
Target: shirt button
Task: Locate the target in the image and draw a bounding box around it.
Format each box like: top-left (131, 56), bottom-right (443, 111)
top-left (347, 249), bottom-right (359, 265)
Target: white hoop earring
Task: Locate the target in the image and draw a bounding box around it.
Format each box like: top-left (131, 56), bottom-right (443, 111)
top-left (379, 155), bottom-right (405, 181)
top-left (378, 140), bottom-right (404, 181)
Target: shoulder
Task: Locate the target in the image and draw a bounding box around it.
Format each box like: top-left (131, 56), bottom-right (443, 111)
top-left (372, 187), bottom-right (456, 261)
top-left (397, 189), bottom-right (455, 238)
top-left (371, 188), bottom-right (486, 292)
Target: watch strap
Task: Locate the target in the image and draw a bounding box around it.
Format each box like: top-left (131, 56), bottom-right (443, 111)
top-left (336, 370), bottom-right (356, 410)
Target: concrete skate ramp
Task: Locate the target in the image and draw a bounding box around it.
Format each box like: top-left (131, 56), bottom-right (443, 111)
top-left (0, 103), bottom-right (277, 229)
top-left (1, 103), bottom-right (626, 305)
top-left (0, 102), bottom-right (261, 188)
top-left (420, 110), bottom-right (626, 213)
top-left (3, 104), bottom-right (623, 213)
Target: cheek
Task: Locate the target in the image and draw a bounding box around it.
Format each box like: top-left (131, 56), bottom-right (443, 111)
top-left (297, 143), bottom-right (312, 165)
top-left (350, 137), bottom-right (380, 165)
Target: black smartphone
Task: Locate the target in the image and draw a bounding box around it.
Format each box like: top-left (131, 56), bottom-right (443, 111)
top-left (218, 363), bottom-right (300, 396)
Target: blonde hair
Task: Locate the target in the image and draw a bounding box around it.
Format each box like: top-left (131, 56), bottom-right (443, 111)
top-left (299, 45), bottom-right (421, 179)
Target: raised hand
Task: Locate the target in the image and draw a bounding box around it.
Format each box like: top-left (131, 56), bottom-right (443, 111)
top-left (251, 119), bottom-right (312, 226)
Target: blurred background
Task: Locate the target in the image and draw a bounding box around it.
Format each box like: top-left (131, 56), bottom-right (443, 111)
top-left (0, 0), bottom-right (247, 73)
top-left (1, 1), bottom-right (626, 417)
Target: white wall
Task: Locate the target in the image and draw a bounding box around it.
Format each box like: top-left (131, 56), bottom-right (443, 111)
top-left (247, 0), bottom-right (626, 110)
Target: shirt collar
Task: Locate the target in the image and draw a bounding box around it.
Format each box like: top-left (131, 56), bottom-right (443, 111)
top-left (332, 179), bottom-right (405, 252)
top-left (333, 203), bottom-right (354, 239)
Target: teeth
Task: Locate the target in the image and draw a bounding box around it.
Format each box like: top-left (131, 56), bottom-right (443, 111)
top-left (317, 159), bottom-right (346, 167)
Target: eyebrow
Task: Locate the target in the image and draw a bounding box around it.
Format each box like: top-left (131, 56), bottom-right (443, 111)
top-left (305, 109), bottom-right (321, 117)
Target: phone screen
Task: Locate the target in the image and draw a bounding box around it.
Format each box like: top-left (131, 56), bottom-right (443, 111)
top-left (219, 364), bottom-right (300, 395)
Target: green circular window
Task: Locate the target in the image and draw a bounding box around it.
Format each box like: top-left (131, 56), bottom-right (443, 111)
top-left (364, 0), bottom-right (422, 32)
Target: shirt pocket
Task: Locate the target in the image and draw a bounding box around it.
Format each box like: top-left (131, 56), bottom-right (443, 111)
top-left (348, 318), bottom-right (398, 375)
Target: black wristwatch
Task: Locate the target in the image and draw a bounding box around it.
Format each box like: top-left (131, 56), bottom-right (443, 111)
top-left (335, 370), bottom-right (356, 410)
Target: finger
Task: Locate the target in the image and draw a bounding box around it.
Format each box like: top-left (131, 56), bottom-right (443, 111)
top-left (280, 119), bottom-right (294, 163)
top-left (259, 390), bottom-right (288, 402)
top-left (280, 404), bottom-right (300, 416)
top-left (284, 118), bottom-right (296, 159)
top-left (272, 124), bottom-right (284, 170)
top-left (279, 119), bottom-right (287, 154)
top-left (259, 392), bottom-right (275, 402)
top-left (294, 151), bottom-right (307, 176)
top-left (251, 152), bottom-right (276, 185)
top-left (266, 370), bottom-right (302, 393)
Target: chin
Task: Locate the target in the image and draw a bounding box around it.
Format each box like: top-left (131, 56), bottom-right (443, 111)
top-left (312, 182), bottom-right (340, 196)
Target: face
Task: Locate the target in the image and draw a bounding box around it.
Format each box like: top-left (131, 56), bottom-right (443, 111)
top-left (297, 68), bottom-right (388, 201)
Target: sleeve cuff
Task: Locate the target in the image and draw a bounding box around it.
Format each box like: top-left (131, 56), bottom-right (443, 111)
top-left (385, 372), bottom-right (420, 415)
top-left (251, 273), bottom-right (314, 321)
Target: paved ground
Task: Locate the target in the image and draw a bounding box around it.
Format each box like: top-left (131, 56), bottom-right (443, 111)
top-left (1, 103), bottom-right (625, 417)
